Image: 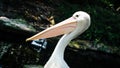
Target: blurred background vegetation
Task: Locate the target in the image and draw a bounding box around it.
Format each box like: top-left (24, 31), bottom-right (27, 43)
top-left (55, 0), bottom-right (120, 47)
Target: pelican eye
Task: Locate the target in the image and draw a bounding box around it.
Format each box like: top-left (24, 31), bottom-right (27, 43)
top-left (75, 15), bottom-right (79, 17)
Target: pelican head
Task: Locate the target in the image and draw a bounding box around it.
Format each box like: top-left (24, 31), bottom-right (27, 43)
top-left (26, 11), bottom-right (90, 41)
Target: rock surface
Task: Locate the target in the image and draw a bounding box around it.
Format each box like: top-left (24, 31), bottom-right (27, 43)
top-left (0, 16), bottom-right (36, 34)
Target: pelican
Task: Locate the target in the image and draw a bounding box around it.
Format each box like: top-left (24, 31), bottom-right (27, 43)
top-left (26, 11), bottom-right (91, 68)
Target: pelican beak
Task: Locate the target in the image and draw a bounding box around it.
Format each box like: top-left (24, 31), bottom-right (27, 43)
top-left (26, 17), bottom-right (77, 41)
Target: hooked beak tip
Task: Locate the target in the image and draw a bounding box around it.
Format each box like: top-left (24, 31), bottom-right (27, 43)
top-left (26, 38), bottom-right (31, 42)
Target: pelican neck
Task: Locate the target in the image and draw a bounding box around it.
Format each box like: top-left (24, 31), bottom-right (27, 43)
top-left (50, 34), bottom-right (72, 59)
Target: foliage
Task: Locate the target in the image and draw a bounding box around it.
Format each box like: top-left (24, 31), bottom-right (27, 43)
top-left (82, 5), bottom-right (120, 46)
top-left (56, 0), bottom-right (120, 46)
